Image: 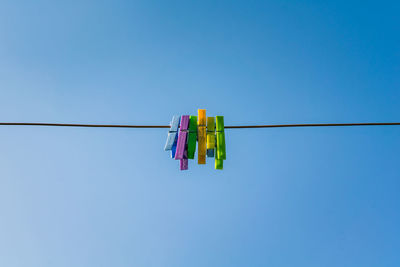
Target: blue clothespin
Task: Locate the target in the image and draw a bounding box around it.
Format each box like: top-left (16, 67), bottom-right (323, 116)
top-left (164, 115), bottom-right (180, 158)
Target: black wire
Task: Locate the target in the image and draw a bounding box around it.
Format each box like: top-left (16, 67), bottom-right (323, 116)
top-left (0, 123), bottom-right (170, 128)
top-left (225, 122), bottom-right (400, 128)
top-left (0, 122), bottom-right (399, 129)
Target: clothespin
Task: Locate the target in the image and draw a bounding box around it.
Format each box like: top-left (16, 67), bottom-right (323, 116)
top-left (187, 116), bottom-right (197, 159)
top-left (206, 117), bottom-right (215, 157)
top-left (215, 116), bottom-right (226, 170)
top-left (175, 115), bottom-right (190, 170)
top-left (164, 115), bottom-right (180, 158)
top-left (198, 109), bottom-right (206, 164)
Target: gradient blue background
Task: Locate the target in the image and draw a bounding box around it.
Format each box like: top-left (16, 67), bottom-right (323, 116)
top-left (1, 1), bottom-right (399, 266)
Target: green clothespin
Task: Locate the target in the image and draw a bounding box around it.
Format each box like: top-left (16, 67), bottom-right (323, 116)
top-left (187, 115), bottom-right (198, 159)
top-left (215, 116), bottom-right (226, 169)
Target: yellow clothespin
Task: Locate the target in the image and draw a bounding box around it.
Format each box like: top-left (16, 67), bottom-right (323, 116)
top-left (198, 109), bottom-right (206, 164)
top-left (206, 117), bottom-right (215, 157)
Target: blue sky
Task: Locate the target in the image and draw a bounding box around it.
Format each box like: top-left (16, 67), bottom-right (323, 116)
top-left (0, 1), bottom-right (399, 266)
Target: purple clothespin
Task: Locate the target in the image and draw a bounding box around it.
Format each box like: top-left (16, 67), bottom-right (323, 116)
top-left (175, 115), bottom-right (190, 170)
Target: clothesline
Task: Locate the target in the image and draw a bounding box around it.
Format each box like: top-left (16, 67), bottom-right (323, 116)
top-left (0, 122), bottom-right (399, 128)
top-left (2, 119), bottom-right (398, 171)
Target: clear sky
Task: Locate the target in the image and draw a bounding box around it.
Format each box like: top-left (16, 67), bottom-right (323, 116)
top-left (0, 1), bottom-right (399, 266)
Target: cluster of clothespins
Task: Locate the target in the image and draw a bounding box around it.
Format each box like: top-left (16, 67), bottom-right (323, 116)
top-left (164, 109), bottom-right (226, 170)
